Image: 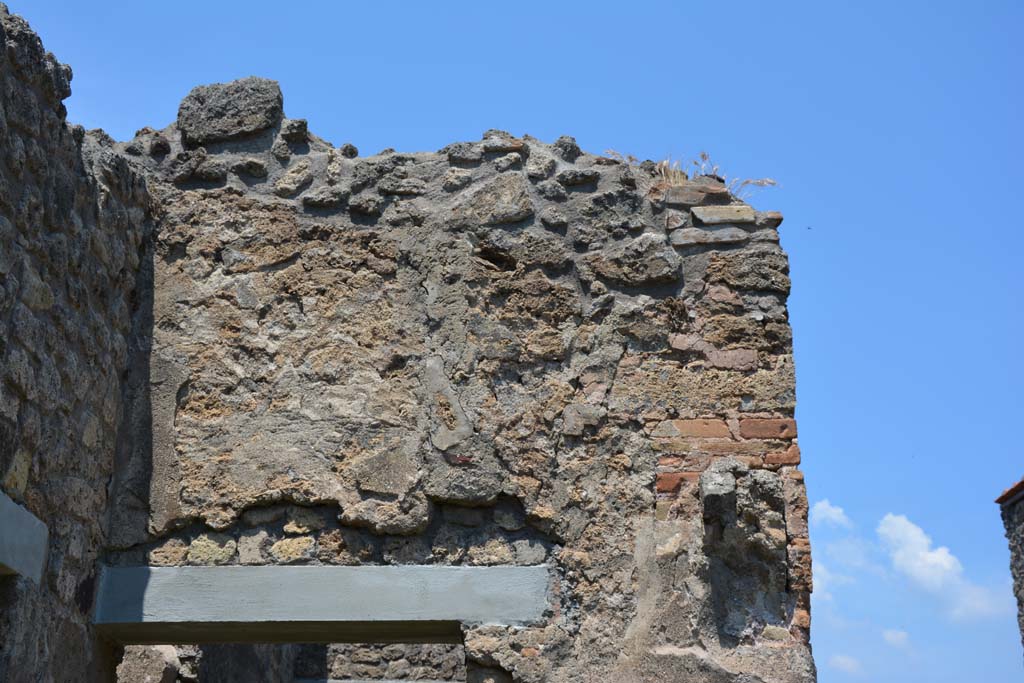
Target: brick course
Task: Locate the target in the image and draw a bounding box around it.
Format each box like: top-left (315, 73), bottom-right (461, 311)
top-left (740, 418), bottom-right (797, 439)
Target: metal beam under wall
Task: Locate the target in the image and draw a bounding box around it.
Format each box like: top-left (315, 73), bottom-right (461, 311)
top-left (0, 490), bottom-right (48, 585)
top-left (93, 564), bottom-right (550, 645)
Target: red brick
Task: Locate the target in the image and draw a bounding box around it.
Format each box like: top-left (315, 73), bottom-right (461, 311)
top-left (671, 418), bottom-right (731, 438)
top-left (656, 472), bottom-right (683, 493)
top-left (655, 471), bottom-right (698, 493)
top-left (765, 443), bottom-right (801, 466)
top-left (698, 439), bottom-right (770, 456)
top-left (653, 436), bottom-right (779, 461)
top-left (740, 418), bottom-right (797, 439)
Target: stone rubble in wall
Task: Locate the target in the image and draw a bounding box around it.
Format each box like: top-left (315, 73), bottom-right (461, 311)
top-left (110, 499), bottom-right (553, 569)
top-left (295, 642), bottom-right (467, 681)
top-left (99, 74), bottom-right (814, 682)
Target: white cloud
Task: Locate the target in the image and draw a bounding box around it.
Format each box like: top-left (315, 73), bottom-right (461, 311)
top-left (882, 628), bottom-right (909, 648)
top-left (877, 513), bottom-right (1009, 620)
top-left (824, 536), bottom-right (885, 575)
top-left (877, 514), bottom-right (960, 590)
top-left (829, 654), bottom-right (862, 674)
top-left (948, 581), bottom-right (1007, 620)
top-left (811, 499), bottom-right (852, 529)
top-left (813, 560), bottom-right (855, 602)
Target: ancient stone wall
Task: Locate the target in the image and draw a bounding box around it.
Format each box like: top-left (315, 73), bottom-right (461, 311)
top-left (117, 644), bottom-right (297, 683)
top-left (998, 481), bottom-right (1024, 656)
top-left (0, 4), bottom-right (152, 680)
top-left (295, 643), bottom-right (466, 681)
top-left (0, 5), bottom-right (815, 682)
top-left (103, 75), bottom-right (813, 682)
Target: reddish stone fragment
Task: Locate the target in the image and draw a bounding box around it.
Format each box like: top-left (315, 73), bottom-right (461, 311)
top-left (740, 418), bottom-right (797, 439)
top-left (765, 444), bottom-right (801, 466)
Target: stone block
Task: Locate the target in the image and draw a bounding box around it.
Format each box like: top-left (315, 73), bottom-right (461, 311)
top-left (670, 227), bottom-right (750, 247)
top-left (692, 205), bottom-right (757, 224)
top-left (452, 172), bottom-right (534, 225)
top-left (756, 210), bottom-right (785, 228)
top-left (116, 645), bottom-right (180, 683)
top-left (187, 533), bottom-right (237, 565)
top-left (177, 77), bottom-right (284, 146)
top-left (584, 233), bottom-right (682, 286)
top-left (270, 536), bottom-right (315, 564)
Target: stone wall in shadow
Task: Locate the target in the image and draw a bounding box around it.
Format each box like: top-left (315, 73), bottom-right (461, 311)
top-left (0, 6), bottom-right (153, 680)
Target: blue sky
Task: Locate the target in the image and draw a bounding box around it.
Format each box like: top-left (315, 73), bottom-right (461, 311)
top-left (19, 1), bottom-right (1023, 679)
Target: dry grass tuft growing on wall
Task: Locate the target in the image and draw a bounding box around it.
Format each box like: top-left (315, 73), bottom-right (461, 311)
top-left (605, 150), bottom-right (778, 199)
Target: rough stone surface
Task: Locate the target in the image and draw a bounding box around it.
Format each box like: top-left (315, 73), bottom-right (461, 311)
top-left (692, 205), bottom-right (757, 225)
top-left (117, 645), bottom-right (180, 683)
top-left (177, 77), bottom-right (284, 147)
top-left (0, 6), bottom-right (152, 680)
top-left (118, 644), bottom-right (297, 683)
top-left (296, 642), bottom-right (466, 681)
top-left (0, 6), bottom-right (815, 682)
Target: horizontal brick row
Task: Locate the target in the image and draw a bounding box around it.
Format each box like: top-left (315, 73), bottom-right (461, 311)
top-left (652, 417), bottom-right (801, 502)
top-left (651, 417), bottom-right (797, 441)
top-left (739, 418), bottom-right (797, 439)
top-left (650, 415), bottom-right (808, 641)
top-left (654, 442), bottom-right (800, 467)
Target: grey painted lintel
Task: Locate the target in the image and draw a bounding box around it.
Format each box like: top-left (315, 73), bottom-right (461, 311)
top-left (0, 490), bottom-right (48, 585)
top-left (94, 564), bottom-right (550, 645)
